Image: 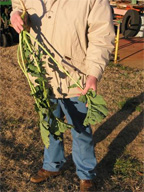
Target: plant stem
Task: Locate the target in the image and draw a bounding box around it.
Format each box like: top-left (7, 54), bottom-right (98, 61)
top-left (23, 33), bottom-right (41, 71)
top-left (19, 32), bottom-right (40, 108)
top-left (24, 31), bottom-right (83, 90)
top-left (17, 45), bottom-right (25, 74)
top-left (23, 33), bottom-right (51, 108)
top-left (18, 0), bottom-right (26, 19)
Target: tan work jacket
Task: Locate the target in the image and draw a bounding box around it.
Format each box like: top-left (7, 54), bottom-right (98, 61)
top-left (11, 0), bottom-right (115, 98)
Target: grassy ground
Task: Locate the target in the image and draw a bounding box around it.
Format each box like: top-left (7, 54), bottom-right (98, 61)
top-left (0, 45), bottom-right (144, 192)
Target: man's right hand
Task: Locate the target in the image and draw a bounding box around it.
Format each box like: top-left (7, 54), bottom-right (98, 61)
top-left (10, 11), bottom-right (24, 33)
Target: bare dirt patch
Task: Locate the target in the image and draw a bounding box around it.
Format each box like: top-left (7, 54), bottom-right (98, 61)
top-left (0, 45), bottom-right (144, 192)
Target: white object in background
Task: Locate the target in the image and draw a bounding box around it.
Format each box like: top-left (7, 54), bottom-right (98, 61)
top-left (136, 15), bottom-right (144, 37)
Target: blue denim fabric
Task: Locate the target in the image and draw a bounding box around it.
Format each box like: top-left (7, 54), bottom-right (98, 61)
top-left (42, 97), bottom-right (97, 179)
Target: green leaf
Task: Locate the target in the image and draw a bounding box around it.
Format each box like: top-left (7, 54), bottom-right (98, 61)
top-left (91, 104), bottom-right (108, 116)
top-left (54, 130), bottom-right (61, 136)
top-left (83, 108), bottom-right (105, 126)
top-left (83, 116), bottom-right (89, 126)
top-left (35, 85), bottom-right (40, 92)
top-left (136, 106), bottom-right (143, 112)
top-left (49, 102), bottom-right (57, 111)
top-left (40, 120), bottom-right (49, 129)
top-left (39, 100), bottom-right (48, 108)
top-left (35, 78), bottom-right (46, 86)
top-left (39, 111), bottom-right (43, 121)
top-left (28, 64), bottom-right (39, 73)
top-left (90, 95), bottom-right (107, 105)
top-left (43, 89), bottom-right (49, 99)
top-left (78, 94), bottom-right (87, 103)
top-left (30, 72), bottom-right (41, 77)
top-left (39, 61), bottom-right (46, 67)
top-left (41, 67), bottom-right (46, 74)
top-left (58, 119), bottom-right (73, 133)
top-left (39, 107), bottom-right (48, 115)
top-left (89, 118), bottom-right (96, 125)
top-left (34, 103), bottom-right (39, 112)
top-left (87, 89), bottom-right (96, 97)
top-left (68, 83), bottom-right (78, 89)
top-left (82, 94), bottom-right (108, 126)
top-left (40, 121), bottom-right (50, 148)
top-left (50, 118), bottom-right (73, 135)
top-left (68, 77), bottom-right (81, 89)
top-left (93, 110), bottom-right (105, 123)
top-left (25, 49), bottom-right (31, 58)
top-left (50, 119), bottom-right (61, 136)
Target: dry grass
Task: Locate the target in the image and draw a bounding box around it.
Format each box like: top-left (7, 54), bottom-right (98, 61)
top-left (0, 45), bottom-right (144, 192)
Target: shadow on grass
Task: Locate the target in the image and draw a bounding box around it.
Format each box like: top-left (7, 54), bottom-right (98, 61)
top-left (93, 92), bottom-right (144, 186)
top-left (93, 92), bottom-right (144, 145)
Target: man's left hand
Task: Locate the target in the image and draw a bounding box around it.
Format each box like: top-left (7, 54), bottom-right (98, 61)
top-left (80, 75), bottom-right (97, 95)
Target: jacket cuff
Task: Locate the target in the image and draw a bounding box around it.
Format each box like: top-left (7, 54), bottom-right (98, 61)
top-left (85, 61), bottom-right (105, 81)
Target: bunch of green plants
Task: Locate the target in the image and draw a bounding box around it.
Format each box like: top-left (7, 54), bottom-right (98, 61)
top-left (17, 29), bottom-right (74, 148)
top-left (17, 0), bottom-right (108, 148)
top-left (69, 82), bottom-right (108, 126)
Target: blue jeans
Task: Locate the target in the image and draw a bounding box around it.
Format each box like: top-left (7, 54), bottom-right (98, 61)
top-left (42, 97), bottom-right (97, 179)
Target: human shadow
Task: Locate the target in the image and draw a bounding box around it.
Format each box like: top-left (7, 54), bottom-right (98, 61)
top-left (93, 92), bottom-right (144, 184)
top-left (118, 48), bottom-right (144, 62)
top-left (93, 92), bottom-right (144, 145)
top-left (95, 111), bottom-right (143, 182)
top-left (118, 38), bottom-right (144, 50)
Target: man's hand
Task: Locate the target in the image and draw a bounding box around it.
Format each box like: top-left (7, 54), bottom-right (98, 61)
top-left (78, 75), bottom-right (97, 95)
top-left (11, 11), bottom-right (28, 33)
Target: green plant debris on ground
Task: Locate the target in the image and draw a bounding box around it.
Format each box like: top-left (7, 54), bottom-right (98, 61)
top-left (106, 154), bottom-right (144, 192)
top-left (118, 97), bottom-right (144, 111)
top-left (113, 155), bottom-right (143, 179)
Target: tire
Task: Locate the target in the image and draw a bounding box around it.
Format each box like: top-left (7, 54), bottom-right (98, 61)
top-left (7, 32), bottom-right (13, 46)
top-left (10, 27), bottom-right (19, 43)
top-left (121, 10), bottom-right (141, 38)
top-left (0, 33), bottom-right (7, 47)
